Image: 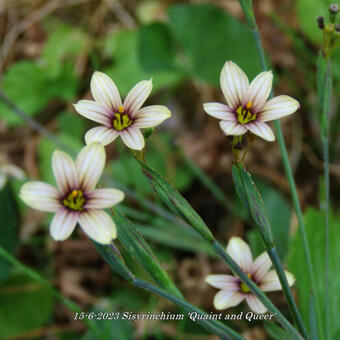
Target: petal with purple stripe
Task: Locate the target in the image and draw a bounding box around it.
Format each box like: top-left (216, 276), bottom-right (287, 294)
top-left (85, 188), bottom-right (125, 209)
top-left (78, 209), bottom-right (117, 244)
top-left (76, 143), bottom-right (106, 191)
top-left (19, 181), bottom-right (61, 212)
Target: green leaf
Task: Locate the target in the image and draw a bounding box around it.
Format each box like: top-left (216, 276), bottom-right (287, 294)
top-left (112, 208), bottom-right (183, 298)
top-left (0, 184), bottom-right (19, 281)
top-left (135, 217), bottom-right (216, 256)
top-left (103, 30), bottom-right (183, 96)
top-left (0, 273), bottom-right (54, 339)
top-left (0, 60), bottom-right (78, 126)
top-left (167, 3), bottom-right (261, 84)
top-left (232, 164), bottom-right (273, 245)
top-left (287, 208), bottom-right (340, 338)
top-left (138, 22), bottom-right (176, 71)
top-left (248, 179), bottom-right (292, 259)
top-left (137, 159), bottom-right (214, 243)
top-left (0, 61), bottom-right (52, 125)
top-left (94, 242), bottom-right (134, 282)
top-left (42, 21), bottom-right (88, 79)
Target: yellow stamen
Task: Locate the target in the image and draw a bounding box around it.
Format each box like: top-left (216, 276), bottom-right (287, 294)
top-left (63, 189), bottom-right (85, 211)
top-left (113, 112), bottom-right (132, 131)
top-left (240, 273), bottom-right (252, 293)
top-left (235, 104), bottom-right (257, 125)
top-left (118, 105), bottom-right (124, 113)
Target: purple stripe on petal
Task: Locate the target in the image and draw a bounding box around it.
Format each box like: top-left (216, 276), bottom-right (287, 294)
top-left (76, 143), bottom-right (106, 191)
top-left (52, 150), bottom-right (78, 193)
top-left (49, 208), bottom-right (78, 241)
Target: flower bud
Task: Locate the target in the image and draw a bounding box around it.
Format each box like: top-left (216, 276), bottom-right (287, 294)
top-left (317, 16), bottom-right (325, 29)
top-left (329, 3), bottom-right (339, 14)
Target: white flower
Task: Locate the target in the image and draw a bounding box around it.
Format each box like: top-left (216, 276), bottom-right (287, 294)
top-left (203, 61), bottom-right (300, 141)
top-left (73, 72), bottom-right (171, 150)
top-left (205, 237), bottom-right (295, 314)
top-left (19, 143), bottom-right (124, 244)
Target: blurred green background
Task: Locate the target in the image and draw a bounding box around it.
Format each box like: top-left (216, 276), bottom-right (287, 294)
top-left (0, 0), bottom-right (339, 339)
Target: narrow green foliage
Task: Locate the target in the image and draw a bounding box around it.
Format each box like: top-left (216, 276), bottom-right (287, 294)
top-left (232, 163), bottom-right (273, 245)
top-left (137, 159), bottom-right (214, 243)
top-left (112, 208), bottom-right (183, 298)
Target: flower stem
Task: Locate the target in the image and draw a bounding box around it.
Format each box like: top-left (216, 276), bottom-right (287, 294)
top-left (240, 8), bottom-right (323, 339)
top-left (320, 58), bottom-right (332, 340)
top-left (132, 277), bottom-right (246, 340)
top-left (0, 245), bottom-right (102, 337)
top-left (212, 241), bottom-right (304, 340)
top-left (267, 246), bottom-right (309, 340)
top-left (98, 241), bottom-right (246, 339)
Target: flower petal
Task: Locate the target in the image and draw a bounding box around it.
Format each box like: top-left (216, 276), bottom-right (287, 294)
top-left (246, 121), bottom-right (275, 141)
top-left (90, 71), bottom-right (122, 111)
top-left (260, 270), bottom-right (295, 292)
top-left (251, 252), bottom-right (272, 282)
top-left (213, 290), bottom-right (245, 310)
top-left (85, 126), bottom-right (119, 146)
top-left (220, 61), bottom-right (249, 109)
top-left (120, 126), bottom-right (145, 150)
top-left (134, 105), bottom-right (171, 128)
top-left (247, 71), bottom-right (273, 112)
top-left (245, 295), bottom-right (267, 314)
top-left (76, 143), bottom-right (105, 191)
top-left (52, 150), bottom-right (77, 193)
top-left (226, 237), bottom-right (253, 272)
top-left (205, 275), bottom-right (239, 290)
top-left (19, 181), bottom-right (61, 212)
top-left (203, 103), bottom-right (236, 121)
top-left (123, 79), bottom-right (152, 117)
top-left (50, 208), bottom-right (78, 241)
top-left (219, 121), bottom-right (247, 136)
top-left (258, 95), bottom-right (300, 122)
top-left (78, 209), bottom-right (117, 244)
top-left (85, 188), bottom-right (125, 209)
top-left (73, 100), bottom-right (113, 127)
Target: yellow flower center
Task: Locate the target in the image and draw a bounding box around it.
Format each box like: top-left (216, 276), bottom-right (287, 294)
top-left (236, 101), bottom-right (257, 124)
top-left (113, 105), bottom-right (132, 131)
top-left (240, 273), bottom-right (252, 293)
top-left (63, 189), bottom-right (85, 211)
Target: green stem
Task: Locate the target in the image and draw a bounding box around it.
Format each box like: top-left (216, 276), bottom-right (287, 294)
top-left (212, 241), bottom-right (304, 340)
top-left (132, 277), bottom-right (245, 340)
top-left (267, 246), bottom-right (309, 339)
top-left (320, 58), bottom-right (332, 340)
top-left (0, 245), bottom-right (102, 337)
top-left (100, 240), bottom-right (245, 339)
top-left (243, 8), bottom-right (322, 339)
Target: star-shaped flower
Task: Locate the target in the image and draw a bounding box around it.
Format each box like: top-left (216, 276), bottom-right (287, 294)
top-left (73, 72), bottom-right (171, 150)
top-left (19, 143), bottom-right (124, 244)
top-left (203, 61), bottom-right (300, 141)
top-left (205, 237), bottom-right (295, 314)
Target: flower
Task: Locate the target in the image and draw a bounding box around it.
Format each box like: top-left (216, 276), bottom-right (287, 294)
top-left (19, 143), bottom-right (124, 244)
top-left (73, 71), bottom-right (171, 150)
top-left (205, 237), bottom-right (295, 314)
top-left (203, 61), bottom-right (300, 141)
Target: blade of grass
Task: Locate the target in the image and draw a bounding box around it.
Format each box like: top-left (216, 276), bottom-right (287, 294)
top-left (318, 54), bottom-right (332, 340)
